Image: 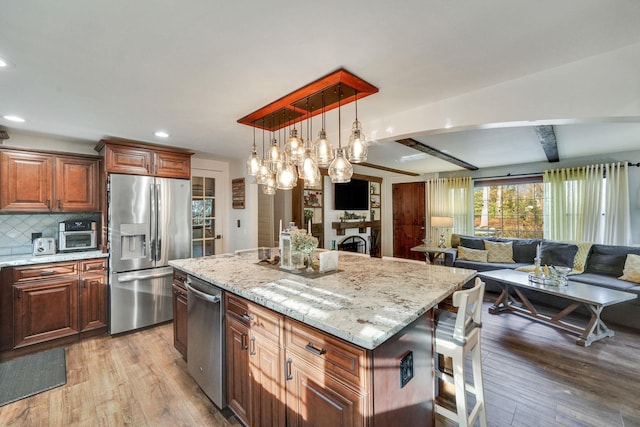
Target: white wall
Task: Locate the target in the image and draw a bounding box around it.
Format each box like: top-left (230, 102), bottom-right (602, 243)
top-left (226, 159), bottom-right (258, 252)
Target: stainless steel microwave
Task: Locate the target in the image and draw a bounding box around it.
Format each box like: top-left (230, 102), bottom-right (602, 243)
top-left (58, 220), bottom-right (98, 252)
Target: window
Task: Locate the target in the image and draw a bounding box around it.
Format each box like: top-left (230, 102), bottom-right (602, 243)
top-left (192, 176), bottom-right (216, 257)
top-left (473, 177), bottom-right (544, 239)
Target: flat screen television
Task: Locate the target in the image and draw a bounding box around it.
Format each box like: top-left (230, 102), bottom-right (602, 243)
top-left (334, 179), bottom-right (369, 210)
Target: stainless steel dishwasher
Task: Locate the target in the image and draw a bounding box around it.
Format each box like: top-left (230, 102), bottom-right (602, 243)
top-left (186, 275), bottom-right (225, 408)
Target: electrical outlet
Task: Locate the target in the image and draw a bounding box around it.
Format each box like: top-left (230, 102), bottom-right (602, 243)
top-left (399, 351), bottom-right (414, 388)
top-left (31, 232), bottom-right (42, 242)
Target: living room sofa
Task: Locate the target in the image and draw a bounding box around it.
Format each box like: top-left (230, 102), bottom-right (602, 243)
top-left (444, 234), bottom-right (640, 330)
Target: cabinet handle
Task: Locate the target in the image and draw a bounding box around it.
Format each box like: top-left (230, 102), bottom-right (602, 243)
top-left (57, 199), bottom-right (61, 209)
top-left (82, 279), bottom-right (86, 288)
top-left (249, 336), bottom-right (256, 356)
top-left (46, 199), bottom-right (50, 209)
top-left (39, 270), bottom-right (55, 276)
top-left (241, 312), bottom-right (255, 322)
top-left (241, 332), bottom-right (248, 350)
top-left (305, 342), bottom-right (327, 356)
top-left (285, 358), bottom-right (293, 381)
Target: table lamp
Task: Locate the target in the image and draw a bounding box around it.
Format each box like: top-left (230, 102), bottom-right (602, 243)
top-left (431, 216), bottom-right (454, 248)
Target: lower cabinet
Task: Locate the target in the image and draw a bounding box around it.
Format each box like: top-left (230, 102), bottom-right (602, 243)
top-left (13, 277), bottom-right (79, 348)
top-left (226, 315), bottom-right (252, 426)
top-left (172, 270), bottom-right (188, 359)
top-left (1, 257), bottom-right (108, 355)
top-left (285, 351), bottom-right (365, 427)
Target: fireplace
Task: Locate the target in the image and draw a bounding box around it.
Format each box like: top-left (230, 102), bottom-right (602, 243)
top-left (338, 236), bottom-right (367, 254)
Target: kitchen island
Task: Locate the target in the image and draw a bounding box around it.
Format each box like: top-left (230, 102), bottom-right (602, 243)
top-left (170, 251), bottom-right (475, 427)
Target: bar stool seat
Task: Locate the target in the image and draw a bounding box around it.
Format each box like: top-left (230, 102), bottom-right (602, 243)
top-left (434, 277), bottom-right (488, 427)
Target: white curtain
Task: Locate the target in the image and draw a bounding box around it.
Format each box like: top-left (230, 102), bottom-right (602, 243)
top-left (603, 162), bottom-right (631, 245)
top-left (425, 177), bottom-right (473, 243)
top-left (544, 162), bottom-right (630, 245)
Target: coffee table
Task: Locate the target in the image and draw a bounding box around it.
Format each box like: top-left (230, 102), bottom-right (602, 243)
top-left (478, 269), bottom-right (637, 346)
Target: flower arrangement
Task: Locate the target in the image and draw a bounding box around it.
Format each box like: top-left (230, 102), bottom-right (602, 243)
top-left (289, 228), bottom-right (318, 254)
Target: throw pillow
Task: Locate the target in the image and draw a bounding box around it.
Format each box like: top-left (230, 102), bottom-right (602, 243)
top-left (619, 254), bottom-right (640, 284)
top-left (540, 241), bottom-right (579, 268)
top-left (457, 246), bottom-right (488, 263)
top-left (460, 236), bottom-right (485, 250)
top-left (484, 240), bottom-right (515, 263)
top-left (572, 242), bottom-right (593, 273)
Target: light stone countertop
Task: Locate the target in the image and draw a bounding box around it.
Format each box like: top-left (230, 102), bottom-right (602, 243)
top-left (0, 250), bottom-right (108, 269)
top-left (169, 251), bottom-right (476, 350)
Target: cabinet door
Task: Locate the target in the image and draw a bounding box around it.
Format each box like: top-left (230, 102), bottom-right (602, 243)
top-left (105, 144), bottom-right (152, 175)
top-left (285, 351), bottom-right (365, 427)
top-left (226, 315), bottom-right (251, 426)
top-left (250, 335), bottom-right (285, 427)
top-left (153, 151), bottom-right (191, 179)
top-left (14, 278), bottom-right (79, 348)
top-left (79, 274), bottom-right (107, 332)
top-left (0, 150), bottom-right (52, 212)
top-left (54, 156), bottom-right (100, 212)
top-left (172, 283), bottom-right (188, 359)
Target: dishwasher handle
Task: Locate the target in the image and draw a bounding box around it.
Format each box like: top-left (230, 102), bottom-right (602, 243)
top-left (186, 282), bottom-right (221, 304)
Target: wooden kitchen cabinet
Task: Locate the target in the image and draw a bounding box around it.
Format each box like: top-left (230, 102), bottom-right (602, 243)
top-left (225, 293), bottom-right (285, 427)
top-left (1, 257), bottom-right (109, 357)
top-left (172, 269), bottom-right (188, 359)
top-left (13, 277), bottom-right (79, 348)
top-left (55, 155), bottom-right (100, 212)
top-left (79, 259), bottom-right (108, 333)
top-left (0, 148), bottom-right (100, 213)
top-left (98, 138), bottom-right (192, 179)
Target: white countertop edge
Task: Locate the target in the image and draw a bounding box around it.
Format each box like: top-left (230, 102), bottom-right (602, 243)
top-left (0, 250), bottom-right (108, 269)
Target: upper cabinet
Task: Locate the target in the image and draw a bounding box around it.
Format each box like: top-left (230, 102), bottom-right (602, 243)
top-left (97, 138), bottom-right (192, 179)
top-left (0, 148), bottom-right (100, 213)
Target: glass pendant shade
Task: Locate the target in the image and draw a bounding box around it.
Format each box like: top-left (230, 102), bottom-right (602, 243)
top-left (263, 174), bottom-right (277, 195)
top-left (347, 119), bottom-right (367, 163)
top-left (255, 163), bottom-right (271, 185)
top-left (314, 130), bottom-right (333, 167)
top-left (300, 148), bottom-right (321, 186)
top-left (246, 149), bottom-right (261, 176)
top-left (267, 138), bottom-right (284, 168)
top-left (276, 159), bottom-right (298, 190)
top-left (284, 129), bottom-right (304, 165)
top-left (328, 148), bottom-right (353, 183)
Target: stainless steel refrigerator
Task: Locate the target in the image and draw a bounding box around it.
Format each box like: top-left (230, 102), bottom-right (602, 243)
top-left (108, 174), bottom-right (191, 334)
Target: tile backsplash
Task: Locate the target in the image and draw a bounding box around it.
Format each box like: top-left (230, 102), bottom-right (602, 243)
top-left (0, 213), bottom-right (101, 256)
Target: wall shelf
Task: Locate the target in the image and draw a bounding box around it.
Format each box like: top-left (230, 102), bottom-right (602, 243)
top-left (331, 220), bottom-right (381, 236)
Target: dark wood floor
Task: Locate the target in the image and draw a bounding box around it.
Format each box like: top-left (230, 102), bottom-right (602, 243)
top-left (1, 299), bottom-right (639, 426)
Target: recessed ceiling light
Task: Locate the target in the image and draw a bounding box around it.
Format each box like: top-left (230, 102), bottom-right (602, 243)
top-left (0, 58), bottom-right (7, 68)
top-left (3, 115), bottom-right (25, 123)
top-left (154, 131), bottom-right (169, 138)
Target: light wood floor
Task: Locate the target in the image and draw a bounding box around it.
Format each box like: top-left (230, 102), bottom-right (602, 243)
top-left (1, 300), bottom-right (640, 427)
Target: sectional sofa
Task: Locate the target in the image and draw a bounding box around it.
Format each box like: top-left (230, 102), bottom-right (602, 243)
top-left (444, 234), bottom-right (640, 330)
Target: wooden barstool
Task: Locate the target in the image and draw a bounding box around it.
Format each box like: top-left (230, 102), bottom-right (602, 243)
top-left (434, 277), bottom-right (488, 427)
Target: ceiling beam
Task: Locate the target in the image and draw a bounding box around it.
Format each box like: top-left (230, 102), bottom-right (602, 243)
top-left (358, 162), bottom-right (420, 176)
top-left (395, 138), bottom-right (479, 171)
top-left (535, 125), bottom-right (559, 162)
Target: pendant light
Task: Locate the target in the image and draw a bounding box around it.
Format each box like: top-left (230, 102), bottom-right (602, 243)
top-left (329, 83), bottom-right (353, 183)
top-left (300, 98), bottom-right (321, 186)
top-left (347, 90), bottom-right (367, 163)
top-left (255, 124), bottom-right (271, 185)
top-left (246, 124), bottom-right (262, 176)
top-left (314, 91), bottom-right (334, 167)
top-left (284, 114), bottom-right (304, 166)
top-left (263, 173), bottom-right (277, 195)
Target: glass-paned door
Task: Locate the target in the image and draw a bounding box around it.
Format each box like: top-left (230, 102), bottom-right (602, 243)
top-left (192, 175), bottom-right (218, 257)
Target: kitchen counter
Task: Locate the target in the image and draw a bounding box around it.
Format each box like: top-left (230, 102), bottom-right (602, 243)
top-left (169, 251), bottom-right (475, 350)
top-left (0, 250), bottom-right (108, 269)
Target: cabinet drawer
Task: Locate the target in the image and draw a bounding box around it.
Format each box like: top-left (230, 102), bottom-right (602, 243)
top-left (173, 269), bottom-right (187, 289)
top-left (80, 258), bottom-right (107, 275)
top-left (13, 262), bottom-right (78, 282)
top-left (226, 294), bottom-right (283, 344)
top-left (285, 318), bottom-right (368, 391)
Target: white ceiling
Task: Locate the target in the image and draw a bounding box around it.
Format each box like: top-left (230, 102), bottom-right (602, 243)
top-left (1, 1), bottom-right (640, 174)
